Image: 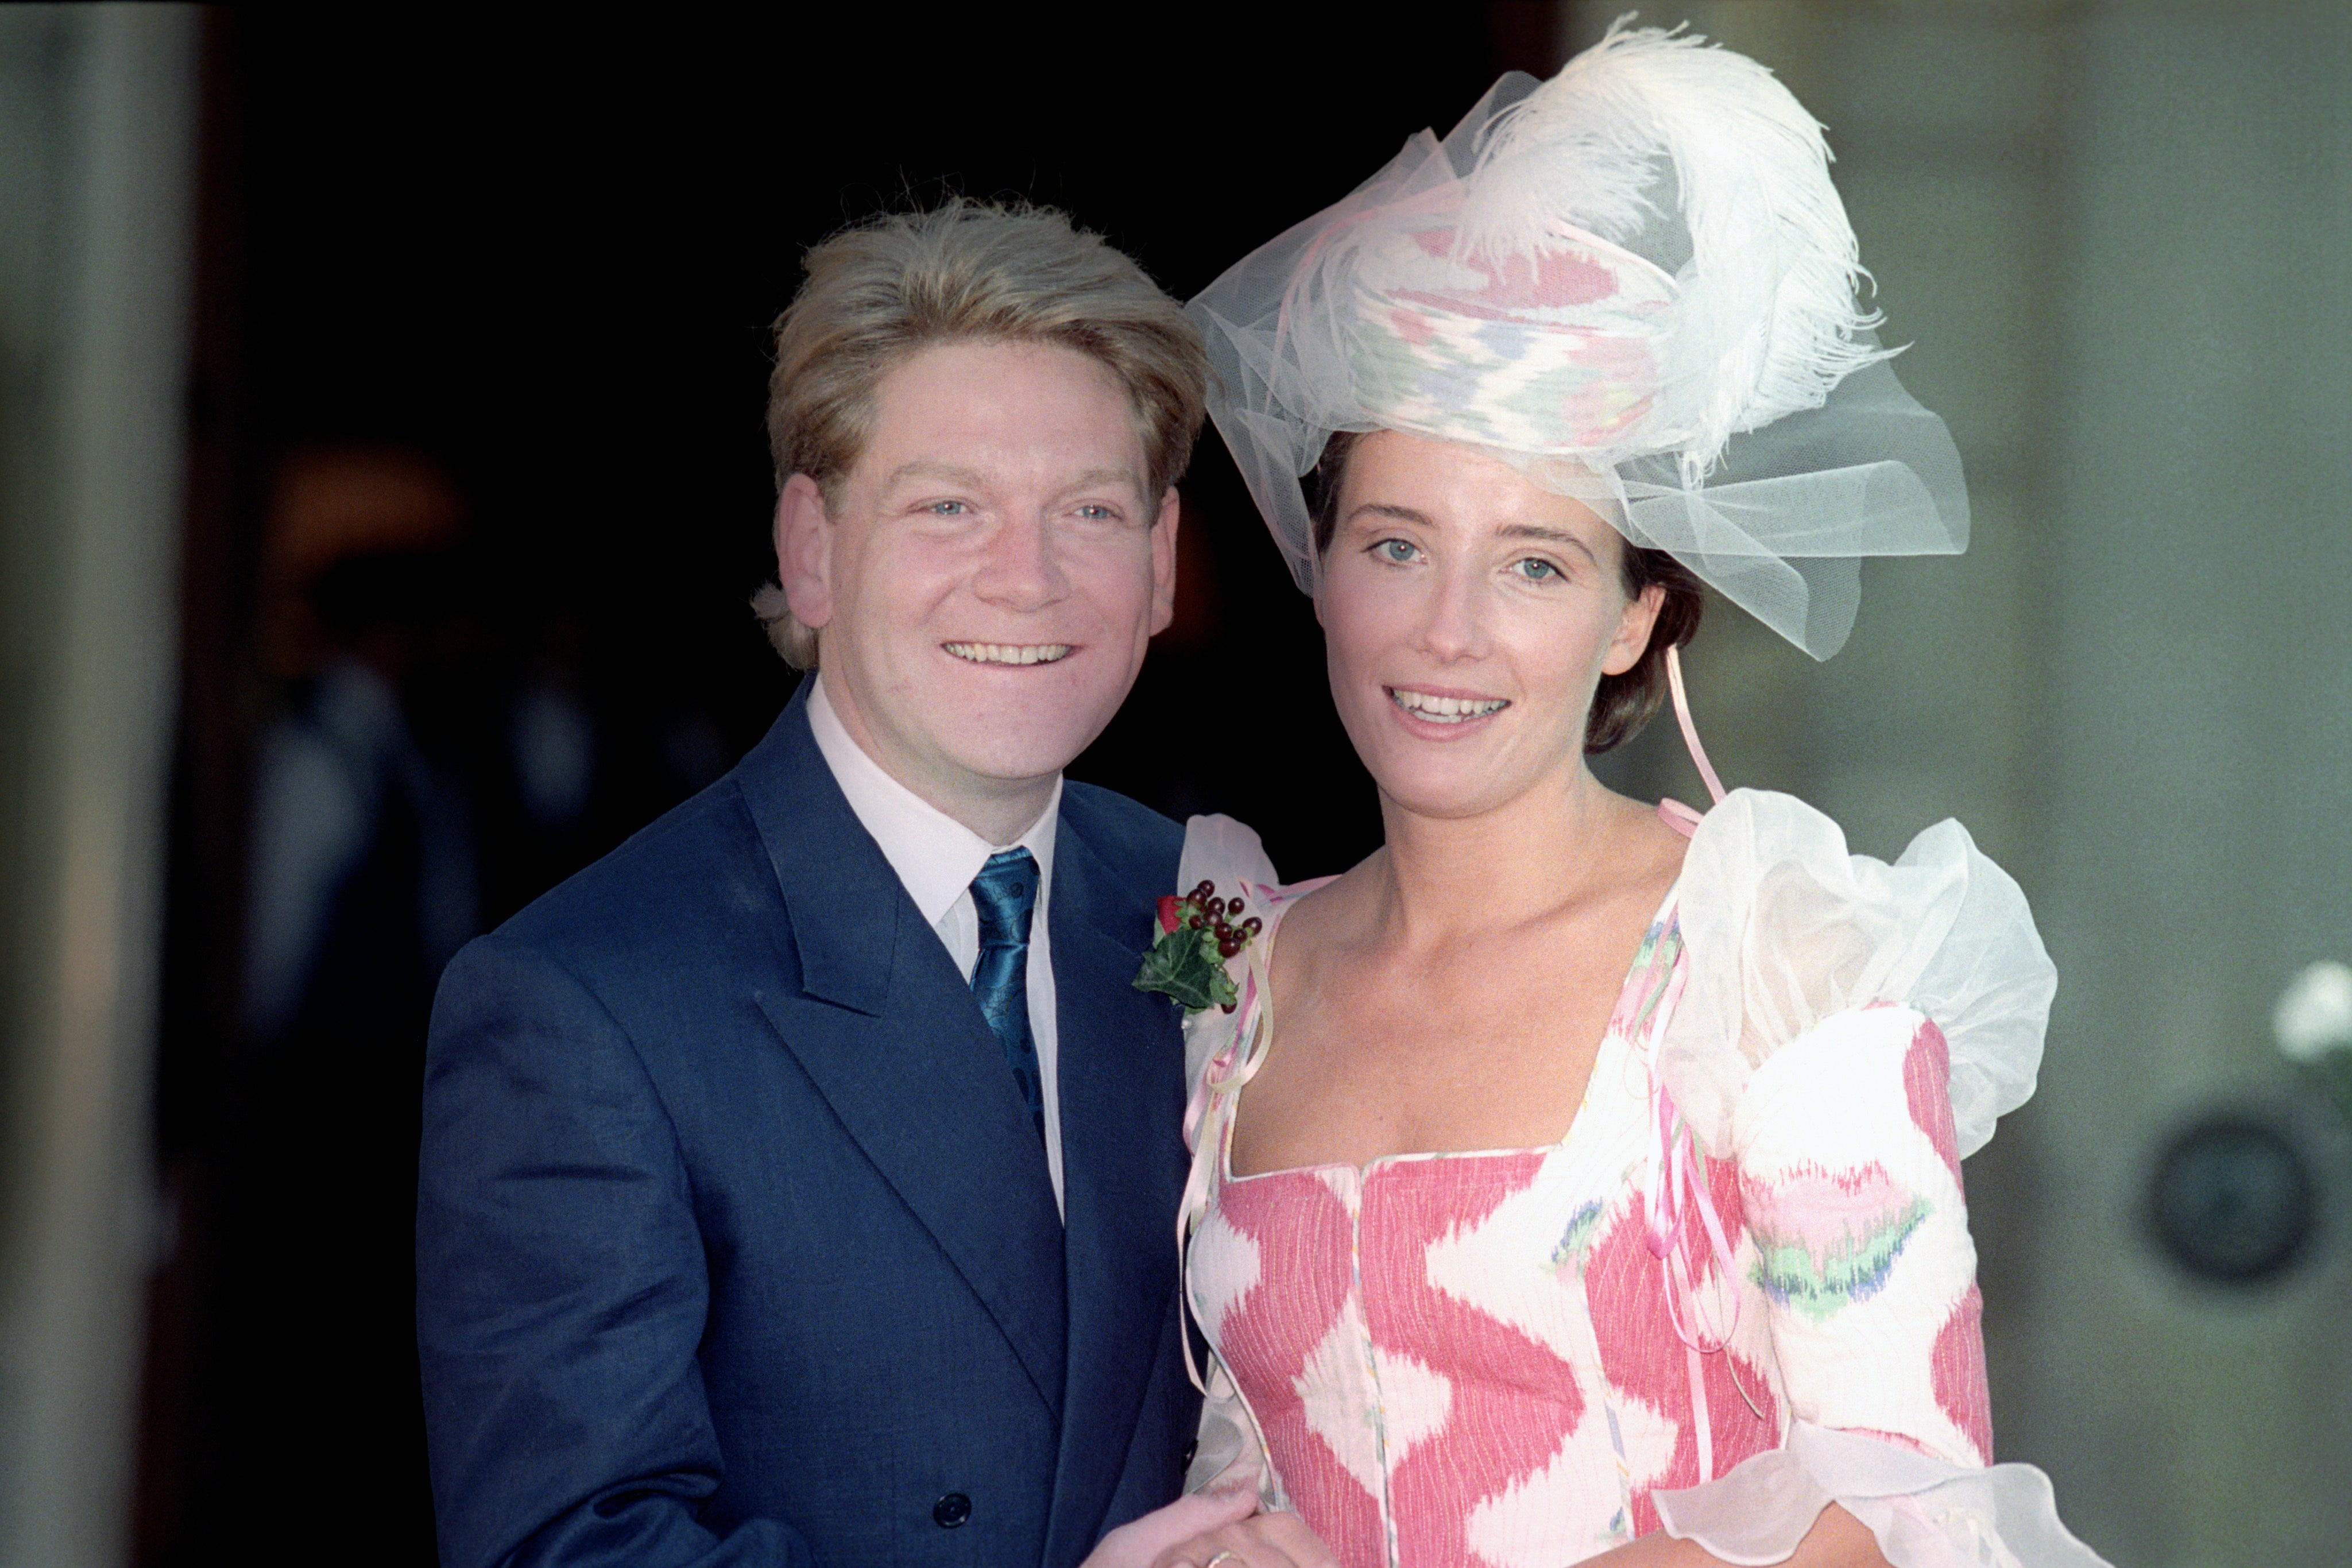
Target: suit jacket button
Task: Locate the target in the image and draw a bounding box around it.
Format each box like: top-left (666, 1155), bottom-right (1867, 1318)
top-left (933, 1493), bottom-right (972, 1528)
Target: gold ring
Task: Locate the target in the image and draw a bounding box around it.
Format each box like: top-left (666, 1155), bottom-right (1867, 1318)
top-left (1205, 1554), bottom-right (1243, 1568)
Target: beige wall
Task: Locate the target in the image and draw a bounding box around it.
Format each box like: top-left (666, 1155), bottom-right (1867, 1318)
top-left (1582, 3), bottom-right (2352, 1563)
top-left (2030, 8), bottom-right (2352, 1563)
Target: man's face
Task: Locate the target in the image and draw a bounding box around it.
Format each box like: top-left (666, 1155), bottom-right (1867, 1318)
top-left (779, 339), bottom-right (1177, 830)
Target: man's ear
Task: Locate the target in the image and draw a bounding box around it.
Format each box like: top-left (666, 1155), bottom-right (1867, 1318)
top-left (1147, 486), bottom-right (1181, 637)
top-left (1602, 581), bottom-right (1665, 677)
top-left (776, 473), bottom-right (836, 630)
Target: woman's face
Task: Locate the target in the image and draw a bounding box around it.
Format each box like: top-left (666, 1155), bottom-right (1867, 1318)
top-left (1317, 431), bottom-right (1661, 822)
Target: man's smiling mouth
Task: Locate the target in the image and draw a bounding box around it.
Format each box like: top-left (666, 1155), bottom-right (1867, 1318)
top-left (944, 642), bottom-right (1073, 666)
top-left (1387, 686), bottom-right (1508, 723)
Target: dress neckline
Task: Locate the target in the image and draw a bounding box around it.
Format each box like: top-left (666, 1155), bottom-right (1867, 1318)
top-left (1218, 870), bottom-right (1685, 1188)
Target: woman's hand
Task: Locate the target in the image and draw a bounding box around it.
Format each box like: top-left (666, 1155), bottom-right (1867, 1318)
top-left (1147, 1509), bottom-right (1340, 1568)
top-left (1589, 1502), bottom-right (1891, 1567)
top-left (1078, 1474), bottom-right (1263, 1568)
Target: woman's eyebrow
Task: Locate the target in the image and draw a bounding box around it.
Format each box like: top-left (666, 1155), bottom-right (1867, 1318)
top-left (1345, 502), bottom-right (1434, 527)
top-left (1496, 522), bottom-right (1599, 564)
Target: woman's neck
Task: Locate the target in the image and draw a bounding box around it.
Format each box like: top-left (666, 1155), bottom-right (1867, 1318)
top-left (1365, 765), bottom-right (1652, 948)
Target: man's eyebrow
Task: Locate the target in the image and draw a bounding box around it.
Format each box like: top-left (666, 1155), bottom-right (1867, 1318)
top-left (883, 460), bottom-right (988, 489)
top-left (881, 462), bottom-right (1148, 495)
top-left (1053, 467), bottom-right (1150, 498)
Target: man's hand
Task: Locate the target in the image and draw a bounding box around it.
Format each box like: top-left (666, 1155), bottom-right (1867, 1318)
top-left (1146, 1509), bottom-right (1340, 1568)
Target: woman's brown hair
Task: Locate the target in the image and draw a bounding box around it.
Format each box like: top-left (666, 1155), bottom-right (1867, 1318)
top-left (1307, 431), bottom-right (1703, 755)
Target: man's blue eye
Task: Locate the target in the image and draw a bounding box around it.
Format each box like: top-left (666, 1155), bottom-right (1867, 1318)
top-left (927, 501), bottom-right (970, 516)
top-left (1515, 557), bottom-right (1560, 580)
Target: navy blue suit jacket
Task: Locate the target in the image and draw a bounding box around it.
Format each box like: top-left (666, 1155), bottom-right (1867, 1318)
top-left (417, 685), bottom-right (1198, 1567)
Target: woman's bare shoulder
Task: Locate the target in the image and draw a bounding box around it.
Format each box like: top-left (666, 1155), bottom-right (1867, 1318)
top-left (1600, 788), bottom-right (1692, 902)
top-left (1264, 848), bottom-right (1383, 971)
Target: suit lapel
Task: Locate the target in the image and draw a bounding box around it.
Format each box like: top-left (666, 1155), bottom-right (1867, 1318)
top-left (1042, 813), bottom-right (1189, 1563)
top-left (739, 688), bottom-right (1067, 1417)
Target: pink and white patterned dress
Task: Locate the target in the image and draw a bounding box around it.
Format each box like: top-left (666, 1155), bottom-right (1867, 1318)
top-left (1173, 795), bottom-right (2108, 1568)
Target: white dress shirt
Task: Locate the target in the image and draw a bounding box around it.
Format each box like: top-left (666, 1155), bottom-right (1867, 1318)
top-left (806, 676), bottom-right (1065, 1213)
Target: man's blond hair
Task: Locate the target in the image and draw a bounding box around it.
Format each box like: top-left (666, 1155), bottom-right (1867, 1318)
top-left (752, 199), bottom-right (1207, 668)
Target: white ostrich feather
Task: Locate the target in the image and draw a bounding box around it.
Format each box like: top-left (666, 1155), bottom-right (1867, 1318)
top-left (1458, 20), bottom-right (1887, 473)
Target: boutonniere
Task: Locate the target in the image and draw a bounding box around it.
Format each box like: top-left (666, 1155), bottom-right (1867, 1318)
top-left (1132, 880), bottom-right (1263, 1014)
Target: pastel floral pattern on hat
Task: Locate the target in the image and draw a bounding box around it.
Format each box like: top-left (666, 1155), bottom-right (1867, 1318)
top-left (1348, 219), bottom-right (1673, 454)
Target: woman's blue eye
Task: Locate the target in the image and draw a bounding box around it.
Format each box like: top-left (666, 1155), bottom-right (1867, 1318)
top-left (1374, 539), bottom-right (1417, 563)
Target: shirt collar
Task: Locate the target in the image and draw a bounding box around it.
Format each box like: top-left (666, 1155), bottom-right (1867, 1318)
top-left (807, 674), bottom-right (1059, 925)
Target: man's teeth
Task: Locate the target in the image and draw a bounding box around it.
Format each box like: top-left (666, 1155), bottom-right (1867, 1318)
top-left (1389, 688), bottom-right (1508, 723)
top-left (945, 642), bottom-right (1072, 666)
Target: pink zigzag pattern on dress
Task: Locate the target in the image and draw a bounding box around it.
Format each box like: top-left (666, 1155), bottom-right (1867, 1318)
top-left (1931, 1284), bottom-right (1994, 1464)
top-left (1360, 1153), bottom-right (1571, 1568)
top-left (1213, 1171), bottom-right (1386, 1567)
top-left (1902, 1017), bottom-right (1964, 1191)
top-left (1587, 1157), bottom-right (1778, 1536)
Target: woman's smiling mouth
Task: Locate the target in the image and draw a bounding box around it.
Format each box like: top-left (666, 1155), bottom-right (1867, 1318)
top-left (1386, 686), bottom-right (1509, 723)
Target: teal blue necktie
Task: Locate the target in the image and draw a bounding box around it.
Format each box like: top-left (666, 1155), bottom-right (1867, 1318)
top-left (970, 848), bottom-right (1044, 1144)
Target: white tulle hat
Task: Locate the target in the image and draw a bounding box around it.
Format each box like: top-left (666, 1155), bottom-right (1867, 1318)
top-left (1187, 21), bottom-right (1970, 659)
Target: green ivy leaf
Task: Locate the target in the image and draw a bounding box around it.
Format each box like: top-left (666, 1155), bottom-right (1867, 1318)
top-left (1132, 923), bottom-right (1240, 1013)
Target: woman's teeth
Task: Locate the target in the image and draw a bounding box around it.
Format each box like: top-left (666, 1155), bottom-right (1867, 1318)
top-left (1388, 688), bottom-right (1508, 723)
top-left (945, 642), bottom-right (1072, 665)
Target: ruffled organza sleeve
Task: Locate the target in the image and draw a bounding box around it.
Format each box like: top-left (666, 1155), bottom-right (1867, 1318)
top-left (1171, 814), bottom-right (1287, 1503)
top-left (1173, 813), bottom-right (1285, 1106)
top-left (1646, 792), bottom-right (2107, 1566)
top-left (1659, 1426), bottom-right (2109, 1567)
top-left (1657, 789), bottom-right (2054, 1163)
